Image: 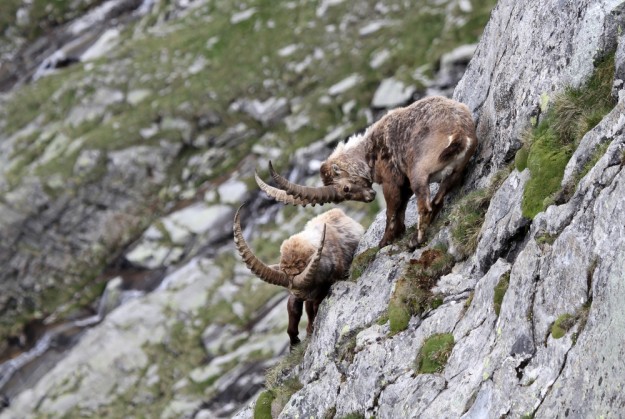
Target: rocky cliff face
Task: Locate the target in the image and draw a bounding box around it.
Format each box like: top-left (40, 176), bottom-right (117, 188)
top-left (0, 0), bottom-right (495, 418)
top-left (2, 0), bottom-right (623, 417)
top-left (238, 0), bottom-right (625, 417)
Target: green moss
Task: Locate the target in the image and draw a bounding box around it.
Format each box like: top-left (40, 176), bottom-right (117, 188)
top-left (376, 311), bottom-right (389, 326)
top-left (464, 291), bottom-right (474, 310)
top-left (339, 414), bottom-right (365, 419)
top-left (551, 313), bottom-right (576, 339)
top-left (416, 333), bottom-right (455, 374)
top-left (388, 247), bottom-right (455, 334)
top-left (271, 377), bottom-right (303, 416)
top-left (349, 247), bottom-right (379, 281)
top-left (522, 52), bottom-right (616, 219)
top-left (444, 166), bottom-right (511, 258)
top-left (265, 340), bottom-right (308, 391)
top-left (536, 233), bottom-right (557, 246)
top-left (389, 301), bottom-right (411, 334)
top-left (254, 390), bottom-right (275, 419)
top-left (521, 123), bottom-right (574, 218)
top-left (493, 272), bottom-right (510, 317)
top-left (515, 146), bottom-right (530, 172)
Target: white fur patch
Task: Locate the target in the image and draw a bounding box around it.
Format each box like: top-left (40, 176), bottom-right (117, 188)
top-left (301, 226), bottom-right (323, 247)
top-left (447, 135), bottom-right (454, 147)
top-left (341, 128), bottom-right (370, 152)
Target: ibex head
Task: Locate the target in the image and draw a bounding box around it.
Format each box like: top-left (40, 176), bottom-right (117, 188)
top-left (233, 204), bottom-right (326, 290)
top-left (256, 137), bottom-right (376, 206)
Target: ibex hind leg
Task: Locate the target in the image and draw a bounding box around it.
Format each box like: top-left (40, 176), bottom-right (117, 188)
top-left (431, 170), bottom-right (463, 220)
top-left (409, 174), bottom-right (432, 250)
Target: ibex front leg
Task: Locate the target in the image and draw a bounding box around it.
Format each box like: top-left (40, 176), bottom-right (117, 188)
top-left (287, 295), bottom-right (304, 349)
top-left (379, 181), bottom-right (411, 248)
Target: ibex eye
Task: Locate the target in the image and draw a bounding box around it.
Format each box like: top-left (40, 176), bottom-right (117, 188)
top-left (343, 186), bottom-right (350, 193)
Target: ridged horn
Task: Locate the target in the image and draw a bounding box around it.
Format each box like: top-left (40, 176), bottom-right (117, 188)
top-left (292, 224), bottom-right (326, 289)
top-left (254, 171), bottom-right (312, 207)
top-left (268, 161), bottom-right (344, 204)
top-left (233, 204), bottom-right (289, 287)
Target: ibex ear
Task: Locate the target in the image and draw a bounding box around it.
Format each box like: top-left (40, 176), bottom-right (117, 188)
top-left (332, 164), bottom-right (341, 175)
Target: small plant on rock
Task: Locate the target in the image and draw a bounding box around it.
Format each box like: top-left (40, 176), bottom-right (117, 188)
top-left (416, 333), bottom-right (455, 374)
top-left (551, 313), bottom-right (576, 339)
top-left (493, 272), bottom-right (510, 316)
top-left (349, 246), bottom-right (379, 281)
top-left (388, 246), bottom-right (454, 334)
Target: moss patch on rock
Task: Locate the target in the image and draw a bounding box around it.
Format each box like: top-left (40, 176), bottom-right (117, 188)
top-left (551, 313), bottom-right (576, 339)
top-left (493, 272), bottom-right (510, 317)
top-left (254, 390), bottom-right (275, 419)
top-left (522, 52), bottom-right (616, 218)
top-left (388, 247), bottom-right (454, 334)
top-left (349, 247), bottom-right (379, 281)
top-left (416, 333), bottom-right (455, 374)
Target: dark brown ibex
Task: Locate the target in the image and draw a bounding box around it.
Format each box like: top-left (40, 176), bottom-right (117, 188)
top-left (233, 205), bottom-right (364, 347)
top-left (256, 96), bottom-right (477, 249)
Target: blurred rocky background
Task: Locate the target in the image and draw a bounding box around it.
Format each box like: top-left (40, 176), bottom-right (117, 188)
top-left (0, 0), bottom-right (496, 417)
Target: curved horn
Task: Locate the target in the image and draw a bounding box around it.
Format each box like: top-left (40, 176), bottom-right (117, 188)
top-left (292, 224), bottom-right (326, 289)
top-left (269, 161), bottom-right (344, 204)
top-left (233, 204), bottom-right (289, 287)
top-left (255, 172), bottom-right (313, 207)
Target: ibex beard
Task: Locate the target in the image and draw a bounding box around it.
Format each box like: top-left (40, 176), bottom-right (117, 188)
top-left (233, 205), bottom-right (364, 347)
top-left (256, 96), bottom-right (477, 249)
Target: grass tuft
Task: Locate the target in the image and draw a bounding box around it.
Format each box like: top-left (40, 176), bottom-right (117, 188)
top-left (415, 333), bottom-right (455, 374)
top-left (522, 52), bottom-right (616, 218)
top-left (388, 246), bottom-right (454, 334)
top-left (447, 166), bottom-right (511, 258)
top-left (493, 272), bottom-right (510, 317)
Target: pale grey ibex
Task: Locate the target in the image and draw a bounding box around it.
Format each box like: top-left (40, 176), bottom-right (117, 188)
top-left (256, 96), bottom-right (477, 249)
top-left (233, 205), bottom-right (364, 347)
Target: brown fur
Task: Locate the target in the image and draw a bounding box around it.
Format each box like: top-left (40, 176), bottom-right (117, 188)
top-left (254, 208), bottom-right (363, 347)
top-left (323, 96), bottom-right (477, 248)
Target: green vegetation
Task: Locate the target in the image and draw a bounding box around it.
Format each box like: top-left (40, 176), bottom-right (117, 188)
top-left (536, 233), bottom-right (557, 246)
top-left (551, 313), bottom-right (576, 339)
top-left (339, 413), bottom-right (365, 419)
top-left (254, 390), bottom-right (275, 419)
top-left (0, 0), bottom-right (105, 42)
top-left (447, 167), bottom-right (511, 258)
top-left (349, 247), bottom-right (379, 281)
top-left (522, 52), bottom-right (616, 218)
top-left (262, 340), bottom-right (308, 416)
top-left (493, 272), bottom-right (510, 317)
top-left (515, 145), bottom-right (530, 172)
top-left (574, 141), bottom-right (611, 185)
top-left (388, 246), bottom-right (455, 334)
top-left (415, 333), bottom-right (455, 374)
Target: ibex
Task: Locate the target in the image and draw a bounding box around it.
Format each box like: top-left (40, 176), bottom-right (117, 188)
top-left (256, 96), bottom-right (477, 249)
top-left (233, 205), bottom-right (364, 347)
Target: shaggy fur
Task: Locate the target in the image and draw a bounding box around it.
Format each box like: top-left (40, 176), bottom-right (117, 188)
top-left (321, 96), bottom-right (477, 248)
top-left (237, 208), bottom-right (364, 347)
